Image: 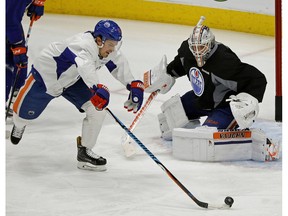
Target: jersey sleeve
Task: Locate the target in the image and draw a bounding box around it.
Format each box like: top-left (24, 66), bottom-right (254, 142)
top-left (105, 51), bottom-right (135, 87)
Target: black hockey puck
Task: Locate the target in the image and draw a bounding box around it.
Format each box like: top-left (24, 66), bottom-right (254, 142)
top-left (224, 196), bottom-right (234, 207)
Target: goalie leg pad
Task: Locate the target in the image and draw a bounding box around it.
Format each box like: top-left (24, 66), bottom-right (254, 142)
top-left (172, 127), bottom-right (253, 161)
top-left (158, 112), bottom-right (172, 140)
top-left (251, 128), bottom-right (281, 161)
top-left (161, 94), bottom-right (190, 130)
top-left (158, 94), bottom-right (190, 140)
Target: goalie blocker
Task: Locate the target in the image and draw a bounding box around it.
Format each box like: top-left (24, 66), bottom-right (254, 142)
top-left (172, 127), bottom-right (280, 162)
top-left (143, 55), bottom-right (175, 94)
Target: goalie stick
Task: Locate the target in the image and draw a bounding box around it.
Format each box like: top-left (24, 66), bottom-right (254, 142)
top-left (106, 107), bottom-right (234, 209)
top-left (121, 90), bottom-right (159, 157)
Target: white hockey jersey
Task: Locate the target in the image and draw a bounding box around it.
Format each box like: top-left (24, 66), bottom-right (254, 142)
top-left (32, 32), bottom-right (135, 97)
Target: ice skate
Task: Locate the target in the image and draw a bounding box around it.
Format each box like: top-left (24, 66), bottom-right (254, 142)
top-left (10, 125), bottom-right (26, 145)
top-left (76, 136), bottom-right (107, 171)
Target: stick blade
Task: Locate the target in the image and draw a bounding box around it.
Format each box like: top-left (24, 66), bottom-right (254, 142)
top-left (121, 135), bottom-right (137, 157)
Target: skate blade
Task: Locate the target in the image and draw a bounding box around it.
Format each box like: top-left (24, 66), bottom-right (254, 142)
top-left (77, 162), bottom-right (107, 172)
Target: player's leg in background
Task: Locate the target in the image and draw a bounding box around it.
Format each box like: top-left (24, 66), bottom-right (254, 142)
top-left (11, 73), bottom-right (54, 144)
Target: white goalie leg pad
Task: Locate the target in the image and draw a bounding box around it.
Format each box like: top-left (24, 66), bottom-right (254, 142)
top-left (251, 128), bottom-right (281, 161)
top-left (144, 55), bottom-right (175, 94)
top-left (161, 94), bottom-right (189, 129)
top-left (81, 101), bottom-right (107, 149)
top-left (158, 112), bottom-right (172, 140)
top-left (172, 127), bottom-right (253, 161)
top-left (158, 94), bottom-right (190, 140)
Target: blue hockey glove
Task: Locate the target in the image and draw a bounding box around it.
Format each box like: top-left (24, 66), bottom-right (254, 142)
top-left (27, 0), bottom-right (46, 21)
top-left (90, 84), bottom-right (110, 111)
top-left (124, 80), bottom-right (144, 113)
top-left (11, 45), bottom-right (28, 68)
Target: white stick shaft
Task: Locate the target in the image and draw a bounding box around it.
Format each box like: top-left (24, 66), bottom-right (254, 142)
top-left (196, 16), bottom-right (206, 27)
top-left (121, 90), bottom-right (159, 157)
top-left (129, 90), bottom-right (159, 131)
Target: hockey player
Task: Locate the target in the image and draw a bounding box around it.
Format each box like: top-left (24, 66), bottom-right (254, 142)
top-left (145, 17), bottom-right (267, 140)
top-left (144, 17), bottom-right (280, 162)
top-left (6, 0), bottom-right (46, 117)
top-left (10, 20), bottom-right (144, 171)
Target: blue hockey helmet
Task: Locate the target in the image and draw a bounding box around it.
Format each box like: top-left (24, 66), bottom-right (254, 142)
top-left (93, 20), bottom-right (122, 42)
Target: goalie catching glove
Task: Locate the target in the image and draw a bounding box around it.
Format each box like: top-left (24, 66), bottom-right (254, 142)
top-left (124, 80), bottom-right (144, 113)
top-left (227, 92), bottom-right (259, 129)
top-left (144, 55), bottom-right (175, 94)
top-left (90, 84), bottom-right (110, 111)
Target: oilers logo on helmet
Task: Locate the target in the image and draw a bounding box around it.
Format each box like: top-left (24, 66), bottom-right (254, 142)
top-left (189, 67), bottom-right (204, 96)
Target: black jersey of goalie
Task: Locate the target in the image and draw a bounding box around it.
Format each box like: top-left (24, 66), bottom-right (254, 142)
top-left (166, 39), bottom-right (267, 110)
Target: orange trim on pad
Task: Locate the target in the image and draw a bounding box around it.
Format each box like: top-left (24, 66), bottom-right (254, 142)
top-left (213, 130), bottom-right (252, 139)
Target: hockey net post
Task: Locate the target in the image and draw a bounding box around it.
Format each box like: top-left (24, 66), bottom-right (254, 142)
top-left (275, 0), bottom-right (282, 122)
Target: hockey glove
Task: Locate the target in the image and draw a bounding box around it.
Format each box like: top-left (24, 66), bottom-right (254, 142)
top-left (27, 0), bottom-right (46, 21)
top-left (227, 92), bottom-right (259, 129)
top-left (144, 55), bottom-right (175, 94)
top-left (11, 45), bottom-right (28, 68)
top-left (124, 80), bottom-right (144, 113)
top-left (90, 84), bottom-right (110, 111)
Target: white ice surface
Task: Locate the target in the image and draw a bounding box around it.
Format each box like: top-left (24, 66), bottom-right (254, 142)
top-left (5, 14), bottom-right (283, 216)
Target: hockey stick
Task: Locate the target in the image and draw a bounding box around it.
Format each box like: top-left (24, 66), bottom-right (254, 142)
top-left (121, 90), bottom-right (159, 157)
top-left (106, 107), bottom-right (234, 209)
top-left (6, 16), bottom-right (35, 120)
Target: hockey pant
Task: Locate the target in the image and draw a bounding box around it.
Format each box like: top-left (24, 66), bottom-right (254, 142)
top-left (181, 90), bottom-right (238, 129)
top-left (13, 73), bottom-right (105, 149)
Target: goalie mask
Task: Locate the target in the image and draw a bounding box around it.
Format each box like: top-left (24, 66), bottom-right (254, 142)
top-left (188, 25), bottom-right (215, 67)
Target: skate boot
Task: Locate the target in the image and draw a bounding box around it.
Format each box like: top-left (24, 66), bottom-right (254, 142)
top-left (76, 136), bottom-right (107, 171)
top-left (10, 125), bottom-right (26, 145)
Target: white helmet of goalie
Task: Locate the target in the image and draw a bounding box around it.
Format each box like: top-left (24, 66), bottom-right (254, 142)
top-left (229, 93), bottom-right (259, 129)
top-left (188, 25), bottom-right (215, 67)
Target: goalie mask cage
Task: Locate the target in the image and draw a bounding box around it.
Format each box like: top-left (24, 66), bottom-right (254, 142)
top-left (275, 0), bottom-right (282, 122)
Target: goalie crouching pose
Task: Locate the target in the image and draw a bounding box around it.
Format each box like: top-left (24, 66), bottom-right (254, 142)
top-left (145, 17), bottom-right (280, 162)
top-left (10, 20), bottom-right (144, 171)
